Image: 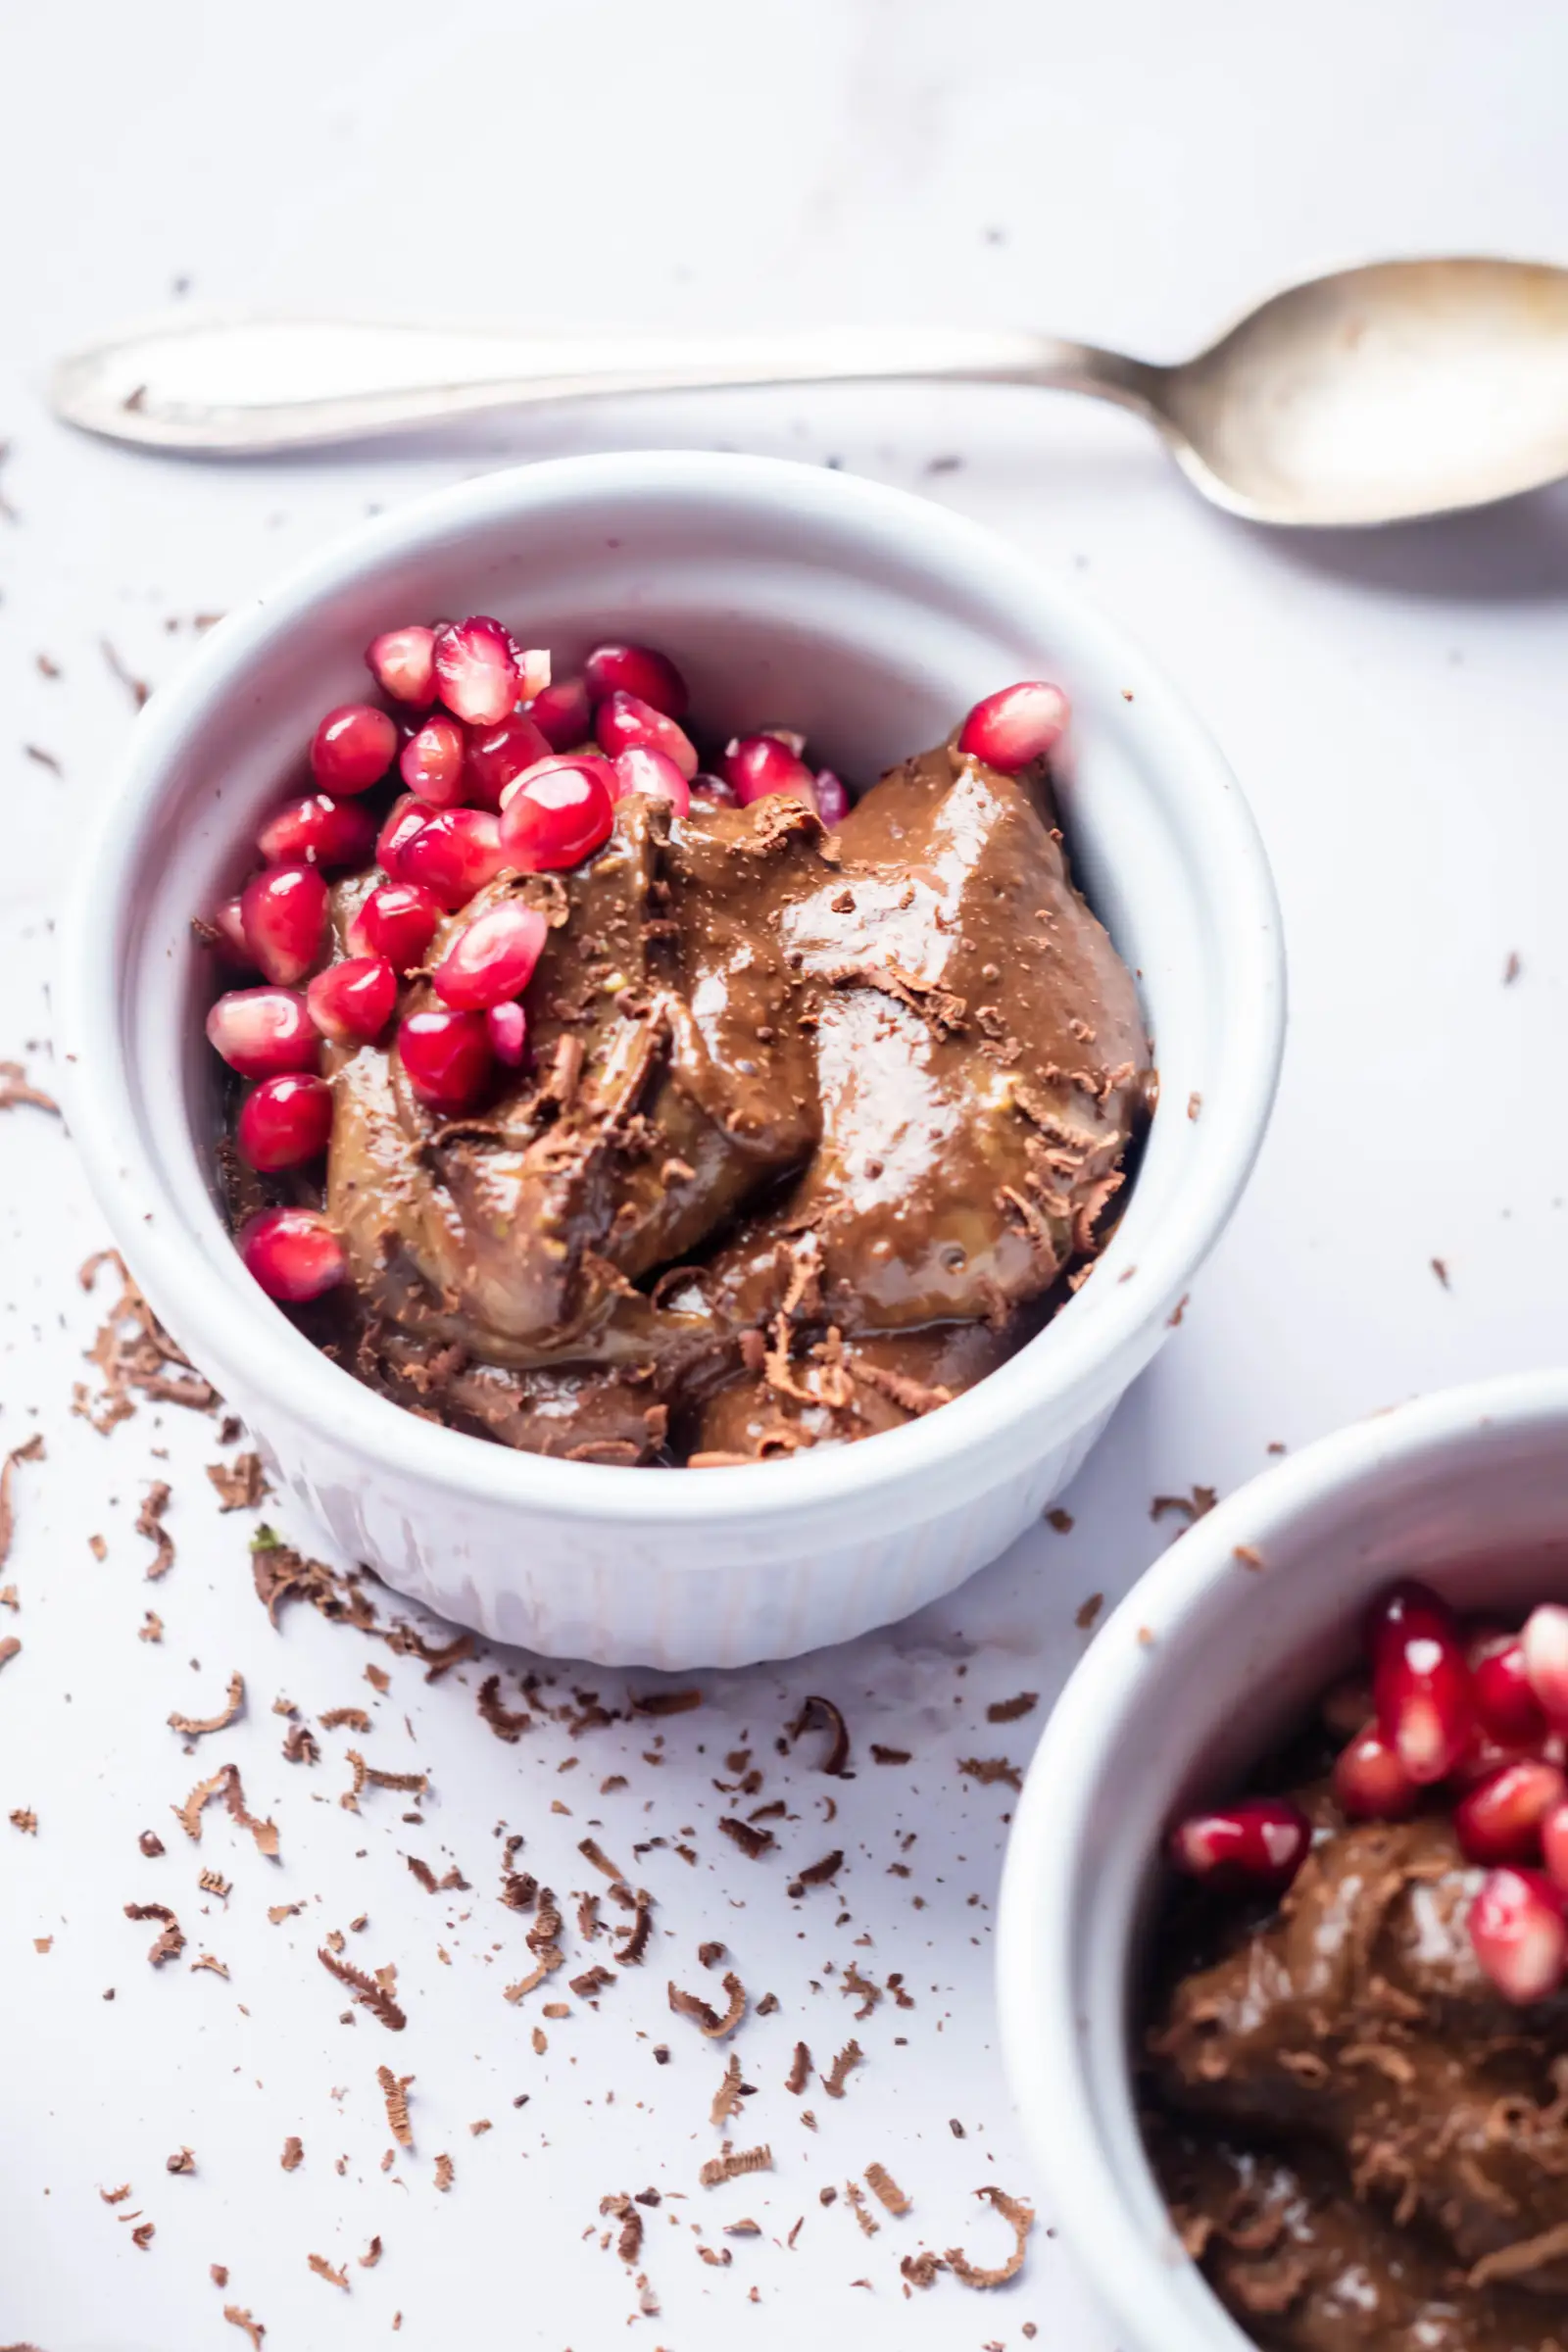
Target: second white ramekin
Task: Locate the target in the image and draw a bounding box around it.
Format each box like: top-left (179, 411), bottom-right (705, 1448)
top-left (57, 452), bottom-right (1282, 1667)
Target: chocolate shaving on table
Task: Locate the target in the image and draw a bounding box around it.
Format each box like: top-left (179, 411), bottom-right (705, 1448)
top-left (358, 2237), bottom-right (381, 2269)
top-left (570, 1965), bottom-right (615, 1999)
top-left (788, 1848), bottom-right (844, 1895)
top-left (631, 1687), bottom-right (703, 1716)
top-left (901, 2249), bottom-right (945, 2288)
top-left (710, 2053), bottom-right (745, 2124)
top-left (135, 1481), bottom-right (174, 1580)
top-left (281, 1722), bottom-right (318, 1765)
top-left (612, 1887), bottom-right (654, 1967)
top-left (384, 1622), bottom-right (473, 1679)
top-left (169, 1672), bottom-right (244, 1739)
top-left (138, 1610), bottom-right (163, 1642)
top-left (248, 1527), bottom-right (382, 1636)
top-left (173, 1763), bottom-right (278, 1857)
top-left (433, 2153), bottom-right (454, 2191)
top-left (125, 1900), bottom-right (185, 1965)
top-left (166, 2146), bottom-right (195, 2174)
top-left (10, 1808), bottom-right (36, 1834)
top-left (1151, 1485), bottom-right (1217, 1526)
top-left (377, 2066), bottom-right (415, 2146)
top-left (719, 1815), bottom-right (775, 1859)
top-left (319, 1706), bottom-right (371, 1732)
top-left (786, 2041), bottom-right (812, 2094)
top-left (576, 1892), bottom-right (601, 1941)
top-left (197, 1868), bottom-right (229, 1897)
top-left (343, 1748), bottom-right (427, 1800)
top-left (945, 2185), bottom-right (1035, 2287)
top-left (307, 2253), bottom-right (347, 2290)
top-left (985, 1691), bottom-right (1039, 1724)
top-left (577, 1836), bottom-right (628, 1882)
top-left (0, 1060), bottom-right (60, 1115)
top-left (504, 1886), bottom-right (564, 2001)
top-left (318, 1946), bottom-right (406, 2031)
top-left (957, 1756), bottom-right (1022, 1790)
top-left (0, 1634), bottom-right (20, 1673)
top-left (206, 1453), bottom-right (266, 1511)
top-left (699, 2143), bottom-right (772, 2187)
top-left (138, 1829), bottom-right (165, 1857)
top-left (476, 1673), bottom-right (532, 1741)
top-left (500, 1869), bottom-right (538, 1912)
top-left (869, 1743), bottom-right (910, 1765)
top-left (100, 2184), bottom-right (131, 2204)
top-left (698, 1939), bottom-right (725, 1967)
top-left (865, 2162), bottom-right (910, 2215)
top-left (605, 2199), bottom-right (644, 2265)
top-left (75, 1251), bottom-right (217, 1431)
top-left (845, 2179), bottom-right (879, 2236)
top-left (280, 2136), bottom-right (303, 2172)
top-left (668, 1971), bottom-right (747, 2040)
top-left (223, 2307), bottom-right (265, 2348)
top-left (822, 2040), bottom-right (863, 2099)
top-left (0, 1433), bottom-right (44, 1569)
top-left (786, 1692), bottom-right (852, 1775)
top-left (842, 1962), bottom-right (881, 2019)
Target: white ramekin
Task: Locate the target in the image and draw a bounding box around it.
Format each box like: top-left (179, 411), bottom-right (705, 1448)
top-left (57, 452), bottom-right (1282, 1669)
top-left (998, 1371), bottom-right (1568, 2352)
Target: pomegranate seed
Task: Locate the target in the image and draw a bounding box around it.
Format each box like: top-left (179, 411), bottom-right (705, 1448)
top-left (1168, 1798), bottom-right (1311, 1893)
top-left (309, 703), bottom-right (397, 794)
top-left (465, 711), bottom-right (552, 811)
top-left (400, 715), bottom-right (469, 808)
top-left (236, 1072), bottom-right (334, 1171)
top-left (349, 881), bottom-right (442, 972)
top-left (612, 746), bottom-right (691, 816)
top-left (485, 1001), bottom-right (529, 1067)
top-left (376, 794), bottom-right (429, 882)
top-left (365, 625), bottom-right (436, 706)
top-left (527, 674), bottom-right (592, 751)
top-left (594, 691), bottom-right (699, 780)
top-left (689, 770), bottom-right (737, 808)
top-left (498, 758), bottom-right (615, 872)
top-left (515, 647), bottom-right (551, 704)
top-left (398, 1006), bottom-right (493, 1112)
top-left (1544, 1801), bottom-right (1568, 1893)
top-left (239, 1207), bottom-right (346, 1302)
top-left (583, 641), bottom-right (689, 720)
top-left (812, 767), bottom-right (851, 825)
top-left (1332, 1724), bottom-right (1419, 1821)
top-left (1455, 1758), bottom-right (1568, 1865)
top-left (399, 809), bottom-right (505, 910)
top-left (206, 988), bottom-right (318, 1078)
top-left (240, 863), bottom-right (328, 988)
top-left (1367, 1579), bottom-right (1474, 1785)
top-left (1468, 1865), bottom-right (1568, 2003)
top-left (307, 956), bottom-right (397, 1044)
top-left (433, 616), bottom-right (518, 727)
top-left (1473, 1641), bottom-right (1550, 1747)
top-left (957, 680), bottom-right (1070, 772)
top-left (432, 901), bottom-right (548, 1011)
top-left (1523, 1604), bottom-right (1568, 1728)
top-left (211, 897), bottom-right (255, 968)
top-left (258, 793), bottom-right (377, 871)
top-left (1448, 1729), bottom-right (1540, 1794)
top-left (721, 733), bottom-right (816, 808)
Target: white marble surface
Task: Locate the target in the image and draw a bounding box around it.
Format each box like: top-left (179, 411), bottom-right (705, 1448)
top-left (4, 1), bottom-right (1568, 2345)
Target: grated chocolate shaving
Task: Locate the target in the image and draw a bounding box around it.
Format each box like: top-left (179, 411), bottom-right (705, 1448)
top-left (282, 1722), bottom-right (318, 1765)
top-left (500, 1870), bottom-right (538, 1912)
top-left (9, 1807), bottom-right (35, 1834)
top-left (206, 1454), bottom-right (267, 1512)
top-left (577, 1836), bottom-right (628, 1883)
top-left (307, 2253), bottom-right (347, 2290)
top-left (344, 1748), bottom-right (427, 1799)
top-left (75, 1251), bottom-right (217, 1433)
top-left (377, 2066), bottom-right (414, 2147)
top-left (100, 2184), bottom-right (131, 2204)
top-left (268, 1903), bottom-right (302, 1924)
top-left (612, 1887), bottom-right (654, 1967)
top-left (280, 2137), bottom-right (303, 2172)
top-left (504, 1886), bottom-right (563, 2002)
top-left (985, 1691), bottom-right (1038, 1725)
top-left (957, 1756), bottom-right (1022, 1791)
top-left (823, 2039), bottom-right (863, 2099)
top-left (319, 1947), bottom-right (406, 2031)
top-left (788, 1848), bottom-right (844, 1895)
top-left (384, 1623), bottom-right (474, 1681)
top-left (786, 1692), bottom-right (851, 1775)
top-left (710, 2053), bottom-right (745, 2124)
top-left (719, 1815), bottom-right (775, 1860)
top-left (869, 1743), bottom-right (910, 1765)
top-left (785, 2041), bottom-right (811, 2094)
top-left (845, 2179), bottom-right (879, 2236)
top-left (901, 2250), bottom-right (945, 2288)
top-left (197, 1870), bottom-right (229, 1898)
top-left (358, 2237), bottom-right (381, 2269)
top-left (842, 1962), bottom-right (881, 2019)
top-left (169, 1671), bottom-right (244, 1739)
top-left (945, 2184), bottom-right (1035, 2287)
top-left (249, 1529), bottom-right (381, 1636)
top-left (138, 1830), bottom-right (165, 1858)
top-left (668, 1971), bottom-right (746, 2040)
top-left (191, 1953), bottom-right (229, 1979)
top-left (319, 1706), bottom-right (371, 1732)
top-left (570, 1965), bottom-right (615, 1999)
top-left (167, 2147), bottom-right (196, 2174)
top-left (477, 1673), bottom-right (532, 1741)
top-left (125, 1900), bottom-right (185, 1965)
top-left (699, 2142), bottom-right (772, 2187)
top-left (0, 1060), bottom-right (59, 1115)
top-left (0, 1633), bottom-right (24, 1672)
top-left (433, 2153), bottom-right (454, 2191)
top-left (223, 2308), bottom-right (265, 2347)
top-left (139, 1610), bottom-right (163, 1642)
top-left (631, 1687), bottom-right (703, 1716)
top-left (865, 2162), bottom-right (910, 2215)
top-left (135, 1481), bottom-right (175, 1580)
top-left (0, 1433), bottom-right (44, 1569)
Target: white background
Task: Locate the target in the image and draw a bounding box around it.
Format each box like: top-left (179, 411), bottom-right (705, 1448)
top-left (4, 2), bottom-right (1568, 2345)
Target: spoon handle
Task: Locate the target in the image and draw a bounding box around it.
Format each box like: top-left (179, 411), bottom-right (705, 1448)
top-left (50, 314), bottom-right (1166, 456)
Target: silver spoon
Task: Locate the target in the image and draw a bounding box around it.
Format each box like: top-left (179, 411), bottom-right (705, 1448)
top-left (50, 257), bottom-right (1568, 527)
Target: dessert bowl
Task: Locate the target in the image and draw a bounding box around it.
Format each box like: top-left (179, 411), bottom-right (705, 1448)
top-left (997, 1370), bottom-right (1568, 2352)
top-left (58, 451), bottom-right (1282, 1668)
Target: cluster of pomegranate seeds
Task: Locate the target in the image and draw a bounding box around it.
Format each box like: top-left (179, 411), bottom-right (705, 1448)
top-left (1169, 1581), bottom-right (1568, 2005)
top-left (206, 619), bottom-right (1073, 1313)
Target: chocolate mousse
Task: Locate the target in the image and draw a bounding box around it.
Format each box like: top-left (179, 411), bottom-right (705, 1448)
top-left (1142, 1592), bottom-right (1568, 2351)
top-left (208, 630), bottom-right (1151, 1464)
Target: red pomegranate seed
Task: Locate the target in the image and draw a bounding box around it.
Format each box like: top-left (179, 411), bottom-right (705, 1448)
top-left (240, 863), bottom-right (328, 987)
top-left (594, 691), bottom-right (699, 780)
top-left (1523, 1604), bottom-right (1568, 1728)
top-left (721, 733), bottom-right (817, 808)
top-left (258, 793), bottom-right (377, 871)
top-left (309, 703), bottom-right (398, 793)
top-left (399, 809), bottom-right (505, 910)
top-left (1473, 1641), bottom-right (1550, 1747)
top-left (957, 680), bottom-right (1070, 772)
top-left (690, 770), bottom-right (737, 808)
top-left (366, 624), bottom-right (436, 706)
top-left (376, 794), bottom-right (429, 883)
top-left (486, 1001), bottom-right (528, 1067)
top-left (432, 616), bottom-right (519, 727)
top-left (398, 1006), bottom-right (493, 1112)
top-left (527, 674), bottom-right (593, 751)
top-left (307, 956), bottom-right (398, 1044)
top-left (465, 711), bottom-right (553, 811)
top-left (349, 880), bottom-right (442, 973)
top-left (1332, 1724), bottom-right (1419, 1821)
top-left (1367, 1579), bottom-right (1474, 1785)
top-left (1455, 1758), bottom-right (1568, 1865)
top-left (400, 714), bottom-right (469, 808)
top-left (1544, 1801), bottom-right (1568, 1894)
top-left (583, 641), bottom-right (689, 720)
top-left (812, 767), bottom-right (850, 825)
top-left (206, 987), bottom-right (318, 1077)
top-left (1168, 1798), bottom-right (1311, 1893)
top-left (236, 1072), bottom-right (334, 1171)
top-left (515, 646), bottom-right (551, 704)
top-left (498, 759), bottom-right (615, 872)
top-left (1468, 1865), bottom-right (1568, 2002)
top-left (611, 746), bottom-right (691, 816)
top-left (239, 1206), bottom-right (346, 1302)
top-left (432, 901), bottom-right (548, 1011)
top-left (1448, 1728), bottom-right (1540, 1794)
top-left (211, 897), bottom-right (255, 968)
